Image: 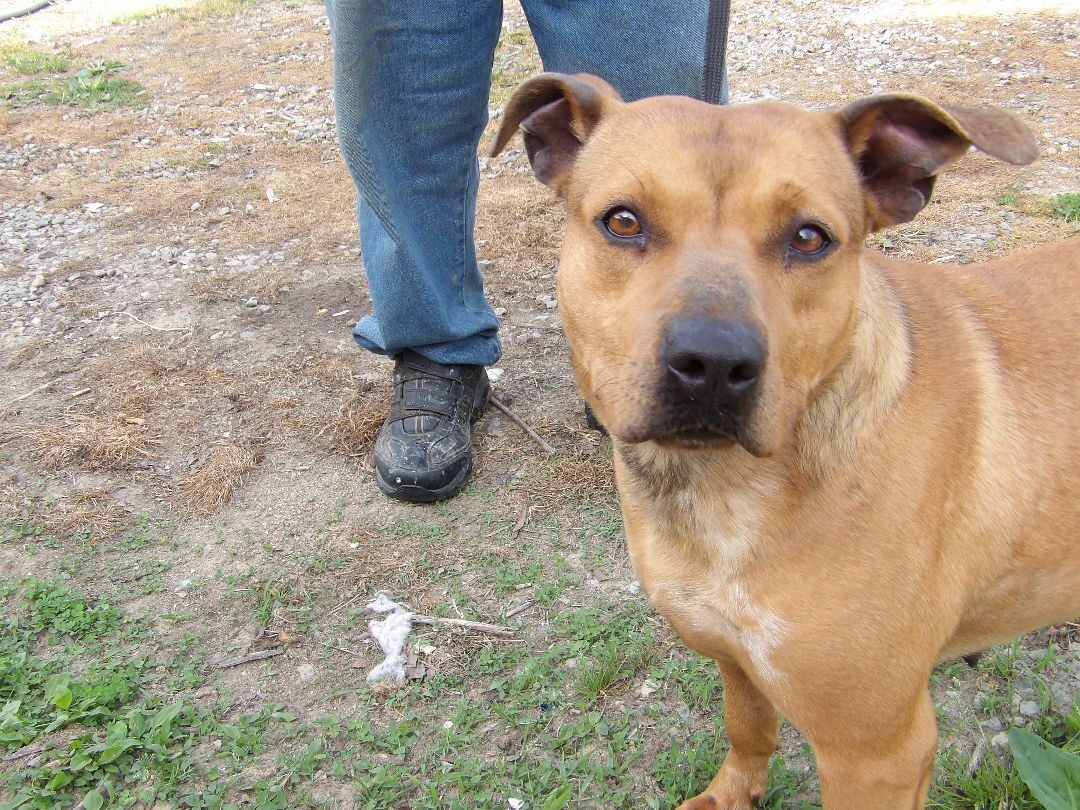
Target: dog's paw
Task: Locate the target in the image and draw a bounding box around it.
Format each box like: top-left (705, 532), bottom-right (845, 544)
top-left (676, 792), bottom-right (760, 810)
top-left (676, 795), bottom-right (719, 810)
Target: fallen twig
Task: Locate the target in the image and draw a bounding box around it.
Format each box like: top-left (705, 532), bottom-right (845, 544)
top-left (412, 614), bottom-right (515, 638)
top-left (315, 639), bottom-right (364, 658)
top-left (2, 744), bottom-right (44, 763)
top-left (2, 380), bottom-right (53, 408)
top-left (504, 600), bottom-right (534, 620)
top-left (324, 591), bottom-right (362, 621)
top-left (114, 310), bottom-right (191, 333)
top-left (214, 649), bottom-right (285, 669)
top-left (489, 395), bottom-right (556, 455)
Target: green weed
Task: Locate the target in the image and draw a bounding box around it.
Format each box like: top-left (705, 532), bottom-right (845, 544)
top-left (0, 60), bottom-right (145, 111)
top-left (1050, 193), bottom-right (1080, 223)
top-left (46, 61), bottom-right (144, 109)
top-left (1009, 727), bottom-right (1080, 809)
top-left (578, 640), bottom-right (639, 698)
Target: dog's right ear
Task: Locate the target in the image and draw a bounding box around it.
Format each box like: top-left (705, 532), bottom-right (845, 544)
top-left (490, 73), bottom-right (622, 194)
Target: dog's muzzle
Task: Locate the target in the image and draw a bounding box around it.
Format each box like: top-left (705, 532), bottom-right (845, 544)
top-left (651, 316), bottom-right (765, 446)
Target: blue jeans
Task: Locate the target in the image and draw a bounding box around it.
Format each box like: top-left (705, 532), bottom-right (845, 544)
top-left (325, 0), bottom-right (724, 366)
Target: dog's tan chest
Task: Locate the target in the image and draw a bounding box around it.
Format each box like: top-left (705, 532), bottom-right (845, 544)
top-left (623, 474), bottom-right (792, 688)
top-left (649, 572), bottom-right (792, 688)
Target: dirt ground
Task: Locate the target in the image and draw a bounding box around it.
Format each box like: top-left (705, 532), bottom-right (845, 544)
top-left (1, 0), bottom-right (1079, 808)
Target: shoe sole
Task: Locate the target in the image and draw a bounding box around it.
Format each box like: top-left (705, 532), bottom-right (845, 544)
top-left (375, 373), bottom-right (491, 503)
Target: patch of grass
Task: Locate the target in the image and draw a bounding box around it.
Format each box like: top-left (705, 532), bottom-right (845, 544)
top-left (577, 639), bottom-right (641, 698)
top-left (1, 486), bottom-right (133, 547)
top-left (25, 413), bottom-right (158, 472)
top-left (0, 575), bottom-right (304, 806)
top-left (1, 60), bottom-right (145, 110)
top-left (23, 576), bottom-right (123, 641)
top-left (1, 44), bottom-right (69, 75)
top-left (1050, 192), bottom-right (1080, 223)
top-left (0, 78), bottom-right (47, 107)
top-left (929, 635), bottom-right (1080, 809)
top-left (996, 187), bottom-right (1022, 207)
top-left (45, 61), bottom-right (145, 110)
top-left (930, 745), bottom-right (1037, 809)
top-left (114, 0), bottom-right (258, 24)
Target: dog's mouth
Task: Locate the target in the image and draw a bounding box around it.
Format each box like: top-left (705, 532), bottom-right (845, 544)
top-left (655, 426), bottom-right (738, 449)
top-left (618, 419), bottom-right (741, 450)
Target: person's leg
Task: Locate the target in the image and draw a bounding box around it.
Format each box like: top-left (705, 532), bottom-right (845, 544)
top-left (326, 0), bottom-right (503, 367)
top-left (325, 0), bottom-right (503, 502)
top-left (519, 0), bottom-right (725, 103)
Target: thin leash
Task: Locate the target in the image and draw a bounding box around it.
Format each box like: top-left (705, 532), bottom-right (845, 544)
top-left (703, 0), bottom-right (731, 104)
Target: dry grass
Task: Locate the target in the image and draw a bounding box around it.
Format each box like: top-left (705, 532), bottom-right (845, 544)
top-left (189, 267), bottom-right (296, 303)
top-left (338, 524), bottom-right (460, 606)
top-left (291, 389), bottom-right (388, 456)
top-left (177, 443), bottom-right (261, 513)
top-left (276, 352), bottom-right (359, 388)
top-left (25, 413), bottom-right (160, 470)
top-left (43, 487), bottom-right (133, 542)
top-left (84, 342), bottom-right (235, 419)
top-left (1, 476), bottom-right (132, 543)
top-left (320, 393), bottom-right (387, 454)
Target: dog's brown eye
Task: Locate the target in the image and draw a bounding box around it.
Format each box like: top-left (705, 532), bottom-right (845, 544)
top-left (604, 208), bottom-right (642, 239)
top-left (790, 225), bottom-right (828, 255)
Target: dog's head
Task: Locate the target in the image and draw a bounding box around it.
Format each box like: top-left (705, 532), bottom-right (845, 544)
top-left (492, 75), bottom-right (1037, 456)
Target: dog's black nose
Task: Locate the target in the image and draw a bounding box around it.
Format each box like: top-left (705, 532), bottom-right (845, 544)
top-left (662, 317), bottom-right (765, 407)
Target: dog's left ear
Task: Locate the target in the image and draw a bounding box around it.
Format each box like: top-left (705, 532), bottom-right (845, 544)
top-left (490, 72), bottom-right (622, 194)
top-left (838, 94), bottom-right (1038, 230)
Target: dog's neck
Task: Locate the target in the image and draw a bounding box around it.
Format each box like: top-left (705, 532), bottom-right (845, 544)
top-left (617, 259), bottom-right (912, 497)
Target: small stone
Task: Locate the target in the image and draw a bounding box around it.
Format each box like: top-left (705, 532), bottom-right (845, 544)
top-left (981, 718), bottom-right (1003, 733)
top-left (297, 662), bottom-right (316, 682)
top-left (1018, 700), bottom-right (1041, 719)
top-left (258, 304), bottom-right (271, 314)
top-left (245, 297), bottom-right (258, 308)
top-left (30, 273), bottom-right (46, 289)
top-left (493, 307), bottom-right (507, 317)
top-left (990, 731), bottom-right (1010, 750)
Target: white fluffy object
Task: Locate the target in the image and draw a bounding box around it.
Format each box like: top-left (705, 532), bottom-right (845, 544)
top-left (364, 593), bottom-right (413, 682)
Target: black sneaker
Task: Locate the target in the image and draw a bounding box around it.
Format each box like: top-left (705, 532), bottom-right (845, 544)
top-left (373, 350), bottom-right (490, 502)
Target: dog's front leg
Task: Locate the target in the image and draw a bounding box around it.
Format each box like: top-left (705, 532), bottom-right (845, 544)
top-left (811, 687), bottom-right (938, 810)
top-left (678, 660), bottom-right (777, 810)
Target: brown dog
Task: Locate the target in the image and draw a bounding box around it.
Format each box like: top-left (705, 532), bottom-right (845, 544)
top-left (492, 74), bottom-right (1080, 809)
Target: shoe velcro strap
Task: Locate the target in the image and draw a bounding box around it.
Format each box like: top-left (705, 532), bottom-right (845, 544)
top-left (403, 386), bottom-right (457, 418)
